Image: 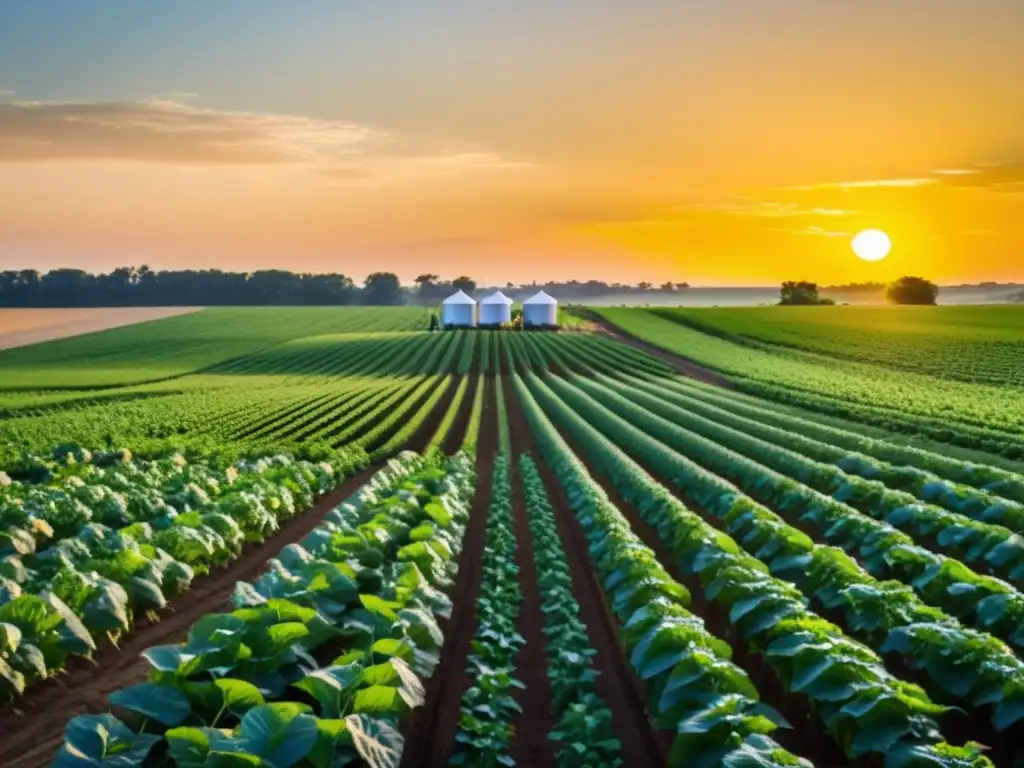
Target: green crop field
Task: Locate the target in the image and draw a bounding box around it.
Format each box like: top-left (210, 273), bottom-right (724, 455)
top-left (649, 305), bottom-right (1024, 386)
top-left (2, 306), bottom-right (1023, 768)
top-left (594, 306), bottom-right (1024, 459)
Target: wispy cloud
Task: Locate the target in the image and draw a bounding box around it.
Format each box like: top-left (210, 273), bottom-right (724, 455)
top-left (0, 97), bottom-right (535, 181)
top-left (729, 201), bottom-right (857, 218)
top-left (770, 225), bottom-right (852, 237)
top-left (928, 161), bottom-right (1024, 192)
top-left (786, 178), bottom-right (935, 191)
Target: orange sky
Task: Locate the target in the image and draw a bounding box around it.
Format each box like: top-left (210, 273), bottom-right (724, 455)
top-left (1, 1), bottom-right (1022, 285)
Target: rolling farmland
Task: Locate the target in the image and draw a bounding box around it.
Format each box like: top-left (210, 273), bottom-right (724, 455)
top-left (2, 306), bottom-right (1023, 767)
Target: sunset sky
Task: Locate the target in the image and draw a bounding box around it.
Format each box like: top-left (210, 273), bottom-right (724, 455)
top-left (1, 0), bottom-right (1022, 286)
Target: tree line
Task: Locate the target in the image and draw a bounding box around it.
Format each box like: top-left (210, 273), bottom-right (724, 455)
top-left (779, 277), bottom-right (939, 306)
top-left (0, 267), bottom-right (692, 307)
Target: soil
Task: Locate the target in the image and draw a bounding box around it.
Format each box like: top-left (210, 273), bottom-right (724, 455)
top-left (502, 380), bottom-right (557, 768)
top-left (0, 307), bottom-right (202, 352)
top-left (580, 310), bottom-right (734, 389)
top-left (0, 464), bottom-right (381, 768)
top-left (503, 375), bottom-right (669, 767)
top-left (400, 376), bottom-right (497, 768)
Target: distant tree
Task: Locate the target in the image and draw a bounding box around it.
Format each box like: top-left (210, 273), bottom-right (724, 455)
top-left (452, 276), bottom-right (477, 295)
top-left (505, 281), bottom-right (514, 289)
top-left (779, 280), bottom-right (831, 306)
top-left (637, 281), bottom-right (653, 291)
top-left (660, 282), bottom-right (676, 292)
top-left (886, 276), bottom-right (938, 305)
top-left (675, 282), bottom-right (690, 291)
top-left (362, 272), bottom-right (403, 305)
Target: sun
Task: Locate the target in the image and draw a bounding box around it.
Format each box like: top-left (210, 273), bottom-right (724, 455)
top-left (851, 229), bottom-right (892, 262)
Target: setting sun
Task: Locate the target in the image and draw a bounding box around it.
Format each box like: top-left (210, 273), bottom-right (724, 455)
top-left (851, 229), bottom-right (892, 262)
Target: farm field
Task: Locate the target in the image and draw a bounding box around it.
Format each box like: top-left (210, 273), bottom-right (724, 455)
top-left (1, 307), bottom-right (1023, 767)
top-left (648, 305), bottom-right (1024, 387)
top-left (592, 306), bottom-right (1024, 459)
top-left (0, 308), bottom-right (203, 352)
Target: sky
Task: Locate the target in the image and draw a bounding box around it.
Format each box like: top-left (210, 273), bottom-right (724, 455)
top-left (1, 0), bottom-right (1022, 286)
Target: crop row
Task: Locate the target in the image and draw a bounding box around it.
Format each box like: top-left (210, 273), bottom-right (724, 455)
top-left (450, 453), bottom-right (524, 765)
top-left (1, 445), bottom-right (366, 704)
top-left (573, 372), bottom-right (1024, 649)
top-left (594, 307), bottom-right (1024, 457)
top-left (54, 449), bottom-right (475, 767)
top-left (534, 370), bottom-right (1024, 741)
top-left (513, 374), bottom-right (819, 767)
top-left (521, 370), bottom-right (1001, 765)
top-left (518, 455), bottom-right (623, 767)
top-left (622, 374), bottom-right (1024, 529)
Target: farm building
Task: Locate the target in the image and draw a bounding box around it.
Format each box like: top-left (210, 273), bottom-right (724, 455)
top-left (441, 289), bottom-right (477, 327)
top-left (523, 290), bottom-right (558, 327)
top-left (479, 290), bottom-right (513, 326)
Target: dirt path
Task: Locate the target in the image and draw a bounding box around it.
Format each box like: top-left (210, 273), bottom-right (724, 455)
top-left (502, 379), bottom-right (557, 768)
top-left (0, 464), bottom-right (381, 768)
top-left (579, 309), bottom-right (734, 388)
top-left (401, 376), bottom-right (497, 768)
top-left (503, 375), bottom-right (668, 767)
top-left (0, 308), bottom-right (202, 351)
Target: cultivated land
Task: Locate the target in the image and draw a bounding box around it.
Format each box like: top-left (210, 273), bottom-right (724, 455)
top-left (1, 306), bottom-right (1022, 767)
top-left (0, 308), bottom-right (202, 352)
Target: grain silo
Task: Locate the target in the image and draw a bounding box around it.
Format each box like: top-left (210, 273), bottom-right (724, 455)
top-left (479, 290), bottom-right (513, 326)
top-left (523, 290), bottom-right (558, 327)
top-left (442, 289), bottom-right (477, 327)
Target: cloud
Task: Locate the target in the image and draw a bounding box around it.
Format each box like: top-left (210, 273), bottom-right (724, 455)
top-left (928, 161), bottom-right (1024, 192)
top-left (0, 97), bottom-right (534, 181)
top-left (770, 225), bottom-right (851, 237)
top-left (728, 201), bottom-right (857, 218)
top-left (786, 177), bottom-right (935, 191)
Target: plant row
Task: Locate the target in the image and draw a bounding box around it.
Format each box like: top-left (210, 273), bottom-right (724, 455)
top-left (1, 446), bottom-right (366, 705)
top-left (622, 373), bottom-right (1024, 529)
top-left (53, 449), bottom-right (475, 767)
top-left (450, 453), bottom-right (525, 766)
top-left (513, 374), bottom-right (817, 768)
top-left (518, 455), bottom-right (623, 767)
top-left (575, 372), bottom-right (1024, 649)
top-left (522, 370), bottom-right (998, 765)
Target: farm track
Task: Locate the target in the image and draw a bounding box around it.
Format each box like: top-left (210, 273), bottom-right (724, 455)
top-left (580, 310), bottom-right (733, 388)
top-left (502, 379), bottom-right (557, 768)
top-left (505, 376), bottom-right (669, 767)
top-left (401, 376), bottom-right (497, 768)
top-left (0, 464), bottom-right (381, 768)
top-left (537, 384), bottom-right (850, 767)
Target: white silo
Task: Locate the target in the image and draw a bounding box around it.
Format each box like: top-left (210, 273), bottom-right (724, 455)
top-left (479, 290), bottom-right (512, 326)
top-left (442, 290), bottom-right (477, 327)
top-left (523, 290), bottom-right (558, 327)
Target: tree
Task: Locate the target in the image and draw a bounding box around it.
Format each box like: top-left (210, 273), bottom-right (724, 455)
top-left (779, 280), bottom-right (827, 306)
top-left (637, 281), bottom-right (652, 291)
top-left (660, 282), bottom-right (676, 292)
top-left (362, 272), bottom-right (403, 305)
top-left (886, 276), bottom-right (938, 305)
top-left (675, 282), bottom-right (690, 291)
top-left (452, 276), bottom-right (476, 295)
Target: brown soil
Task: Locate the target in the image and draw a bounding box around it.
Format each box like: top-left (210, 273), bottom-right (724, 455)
top-left (401, 376), bottom-right (498, 768)
top-left (502, 380), bottom-right (557, 768)
top-left (0, 307), bottom-right (202, 352)
top-left (0, 464), bottom-right (381, 768)
top-left (580, 310), bottom-right (733, 389)
top-left (503, 375), bottom-right (669, 767)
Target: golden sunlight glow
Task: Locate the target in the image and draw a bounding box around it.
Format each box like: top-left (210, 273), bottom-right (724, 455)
top-left (851, 229), bottom-right (892, 262)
